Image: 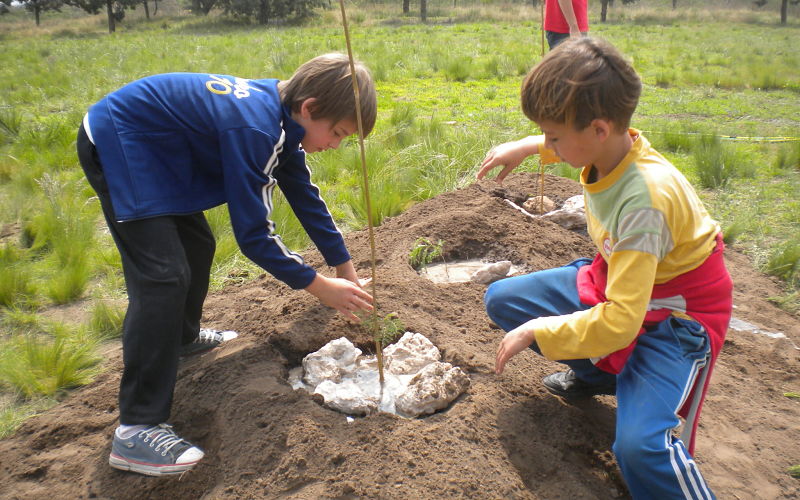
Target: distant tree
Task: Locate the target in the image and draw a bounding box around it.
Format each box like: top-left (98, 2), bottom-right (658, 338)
top-left (65, 0), bottom-right (136, 32)
top-left (8, 0), bottom-right (63, 26)
top-left (400, 0), bottom-right (426, 20)
top-left (754, 0), bottom-right (798, 25)
top-left (221, 0), bottom-right (322, 24)
top-left (183, 0), bottom-right (217, 15)
top-left (599, 0), bottom-right (638, 23)
top-left (781, 0), bottom-right (800, 24)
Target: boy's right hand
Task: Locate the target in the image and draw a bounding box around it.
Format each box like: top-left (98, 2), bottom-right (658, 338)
top-left (304, 273), bottom-right (374, 322)
top-left (477, 136), bottom-right (543, 183)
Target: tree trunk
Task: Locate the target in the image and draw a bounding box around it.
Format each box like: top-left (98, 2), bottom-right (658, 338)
top-left (143, 0), bottom-right (149, 19)
top-left (672, 0), bottom-right (677, 9)
top-left (403, 0), bottom-right (409, 14)
top-left (781, 0), bottom-right (788, 24)
top-left (421, 0), bottom-right (426, 21)
top-left (154, 0), bottom-right (158, 15)
top-left (35, 5), bottom-right (40, 25)
top-left (600, 0), bottom-right (608, 22)
top-left (106, 0), bottom-right (115, 32)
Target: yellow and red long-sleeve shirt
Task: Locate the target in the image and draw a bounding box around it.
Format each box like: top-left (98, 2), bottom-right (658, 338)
top-left (531, 130), bottom-right (731, 366)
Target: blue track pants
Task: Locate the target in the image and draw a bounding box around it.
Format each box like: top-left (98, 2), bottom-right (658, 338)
top-left (484, 260), bottom-right (716, 499)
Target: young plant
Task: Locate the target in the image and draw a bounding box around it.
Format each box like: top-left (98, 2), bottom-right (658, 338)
top-left (362, 311), bottom-right (404, 385)
top-left (409, 237), bottom-right (445, 271)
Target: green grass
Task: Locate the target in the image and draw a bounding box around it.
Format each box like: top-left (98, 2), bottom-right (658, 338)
top-left (0, 0), bottom-right (799, 432)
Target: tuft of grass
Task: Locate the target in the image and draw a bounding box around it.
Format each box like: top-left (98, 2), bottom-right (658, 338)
top-left (722, 218), bottom-right (748, 245)
top-left (0, 397), bottom-right (57, 439)
top-left (45, 260), bottom-right (91, 305)
top-left (693, 134), bottom-right (740, 189)
top-left (88, 301), bottom-right (125, 340)
top-left (443, 55), bottom-right (473, 82)
top-left (765, 239), bottom-right (800, 286)
top-left (0, 327), bottom-right (101, 398)
top-left (789, 465), bottom-right (800, 479)
top-left (774, 141), bottom-right (800, 172)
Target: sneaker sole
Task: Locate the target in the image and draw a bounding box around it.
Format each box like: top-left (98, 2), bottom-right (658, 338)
top-left (109, 453), bottom-right (200, 476)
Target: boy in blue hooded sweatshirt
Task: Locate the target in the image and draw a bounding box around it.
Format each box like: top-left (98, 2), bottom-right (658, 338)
top-left (77, 53), bottom-right (376, 477)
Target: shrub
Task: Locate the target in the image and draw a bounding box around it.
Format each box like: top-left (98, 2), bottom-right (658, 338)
top-left (693, 135), bottom-right (740, 189)
top-left (88, 301), bottom-right (125, 340)
top-left (0, 329), bottom-right (100, 398)
top-left (774, 141), bottom-right (800, 172)
top-left (443, 56), bottom-right (472, 82)
top-left (765, 240), bottom-right (800, 286)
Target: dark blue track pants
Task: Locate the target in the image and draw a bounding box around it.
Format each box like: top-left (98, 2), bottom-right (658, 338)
top-left (484, 260), bottom-right (716, 499)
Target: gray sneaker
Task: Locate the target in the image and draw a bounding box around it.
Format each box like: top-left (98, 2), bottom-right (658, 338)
top-left (180, 328), bottom-right (235, 357)
top-left (109, 424), bottom-right (204, 476)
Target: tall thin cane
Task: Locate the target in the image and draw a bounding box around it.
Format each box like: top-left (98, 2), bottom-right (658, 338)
top-left (337, 0), bottom-right (385, 384)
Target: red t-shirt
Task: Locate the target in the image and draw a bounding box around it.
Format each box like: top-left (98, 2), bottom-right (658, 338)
top-left (544, 0), bottom-right (589, 33)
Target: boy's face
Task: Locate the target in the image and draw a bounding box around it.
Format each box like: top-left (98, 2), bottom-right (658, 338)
top-left (538, 120), bottom-right (604, 169)
top-left (299, 117), bottom-right (357, 154)
top-left (294, 98), bottom-right (357, 153)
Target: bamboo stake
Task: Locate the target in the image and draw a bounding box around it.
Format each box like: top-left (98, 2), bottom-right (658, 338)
top-left (338, 0), bottom-right (385, 385)
top-left (539, 0), bottom-right (545, 212)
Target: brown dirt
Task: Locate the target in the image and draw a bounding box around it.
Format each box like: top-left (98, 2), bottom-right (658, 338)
top-left (1, 173), bottom-right (799, 499)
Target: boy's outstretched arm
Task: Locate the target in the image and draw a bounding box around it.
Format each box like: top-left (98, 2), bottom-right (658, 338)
top-left (304, 271), bottom-right (374, 323)
top-left (477, 136), bottom-right (545, 183)
top-left (495, 321), bottom-right (537, 374)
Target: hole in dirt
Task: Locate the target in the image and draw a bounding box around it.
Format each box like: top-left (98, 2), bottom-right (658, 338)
top-left (287, 333), bottom-right (470, 419)
top-left (410, 238), bottom-right (523, 284)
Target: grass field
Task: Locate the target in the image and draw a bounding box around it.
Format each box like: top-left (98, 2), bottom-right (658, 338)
top-left (0, 0), bottom-right (798, 435)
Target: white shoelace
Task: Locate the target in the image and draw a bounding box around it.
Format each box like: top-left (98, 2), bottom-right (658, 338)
top-left (197, 329), bottom-right (223, 344)
top-left (140, 424), bottom-right (187, 454)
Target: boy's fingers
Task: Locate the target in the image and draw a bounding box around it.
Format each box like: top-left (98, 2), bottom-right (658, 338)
top-left (352, 297), bottom-right (373, 312)
top-left (353, 287), bottom-right (373, 303)
top-left (495, 164), bottom-right (516, 183)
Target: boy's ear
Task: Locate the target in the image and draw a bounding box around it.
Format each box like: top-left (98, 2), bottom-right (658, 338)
top-left (299, 98), bottom-right (318, 118)
top-left (590, 119), bottom-right (613, 143)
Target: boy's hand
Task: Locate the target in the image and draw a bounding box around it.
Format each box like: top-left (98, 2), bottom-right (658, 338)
top-left (334, 260), bottom-right (360, 284)
top-left (495, 326), bottom-right (536, 374)
top-left (477, 137), bottom-right (542, 183)
top-left (304, 273), bottom-right (374, 322)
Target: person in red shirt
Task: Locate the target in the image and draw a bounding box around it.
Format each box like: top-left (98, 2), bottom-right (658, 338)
top-left (545, 0), bottom-right (589, 49)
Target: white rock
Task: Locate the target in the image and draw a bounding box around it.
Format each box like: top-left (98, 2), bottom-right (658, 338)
top-left (384, 332), bottom-right (441, 375)
top-left (540, 195), bottom-right (586, 230)
top-left (302, 337), bottom-right (362, 387)
top-left (395, 362), bottom-right (471, 417)
top-left (314, 379), bottom-right (379, 416)
top-left (470, 260), bottom-right (512, 284)
top-left (522, 195), bottom-right (556, 214)
top-left (562, 194), bottom-right (585, 211)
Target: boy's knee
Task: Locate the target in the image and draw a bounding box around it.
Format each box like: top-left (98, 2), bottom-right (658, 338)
top-left (612, 428), bottom-right (654, 467)
top-left (483, 281), bottom-right (506, 320)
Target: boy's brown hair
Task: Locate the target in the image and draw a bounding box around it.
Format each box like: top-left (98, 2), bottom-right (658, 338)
top-left (279, 53), bottom-right (377, 137)
top-left (521, 37), bottom-right (641, 132)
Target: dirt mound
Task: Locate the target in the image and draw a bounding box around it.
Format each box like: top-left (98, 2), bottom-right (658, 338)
top-left (1, 173), bottom-right (798, 499)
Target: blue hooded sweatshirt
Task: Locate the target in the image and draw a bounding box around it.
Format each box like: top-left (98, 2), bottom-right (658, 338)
top-left (85, 72), bottom-right (350, 290)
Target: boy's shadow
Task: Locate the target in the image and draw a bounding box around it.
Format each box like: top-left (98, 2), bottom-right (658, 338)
top-left (497, 393), bottom-right (630, 499)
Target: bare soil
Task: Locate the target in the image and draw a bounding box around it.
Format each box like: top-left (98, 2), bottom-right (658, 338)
top-left (1, 173), bottom-right (798, 499)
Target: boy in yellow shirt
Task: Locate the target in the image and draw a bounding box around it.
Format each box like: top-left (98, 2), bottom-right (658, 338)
top-left (479, 38), bottom-right (732, 499)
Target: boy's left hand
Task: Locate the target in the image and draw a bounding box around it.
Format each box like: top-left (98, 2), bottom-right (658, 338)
top-left (495, 326), bottom-right (536, 374)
